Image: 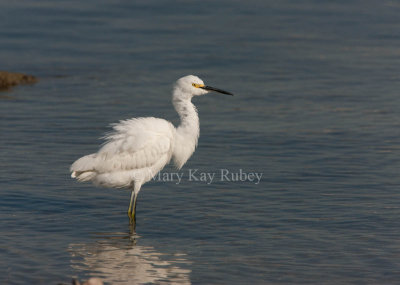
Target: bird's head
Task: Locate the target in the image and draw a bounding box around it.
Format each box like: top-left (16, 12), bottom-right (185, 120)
top-left (174, 75), bottom-right (233, 99)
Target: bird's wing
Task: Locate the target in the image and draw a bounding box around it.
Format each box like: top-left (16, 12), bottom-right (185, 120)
top-left (95, 134), bottom-right (172, 173)
top-left (71, 118), bottom-right (175, 174)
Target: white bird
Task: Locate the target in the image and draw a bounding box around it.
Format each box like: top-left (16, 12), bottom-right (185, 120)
top-left (70, 75), bottom-right (233, 226)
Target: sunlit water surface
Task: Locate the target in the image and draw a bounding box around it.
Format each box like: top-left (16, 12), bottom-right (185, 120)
top-left (1, 1), bottom-right (400, 284)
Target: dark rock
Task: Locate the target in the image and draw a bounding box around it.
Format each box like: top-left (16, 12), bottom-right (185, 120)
top-left (0, 71), bottom-right (37, 90)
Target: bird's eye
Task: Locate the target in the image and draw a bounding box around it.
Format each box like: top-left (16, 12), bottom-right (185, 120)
top-left (192, 83), bottom-right (196, 87)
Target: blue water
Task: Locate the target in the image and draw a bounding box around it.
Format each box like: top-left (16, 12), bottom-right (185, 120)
top-left (1, 1), bottom-right (400, 284)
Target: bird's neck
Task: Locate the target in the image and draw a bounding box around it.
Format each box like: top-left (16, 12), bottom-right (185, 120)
top-left (172, 89), bottom-right (199, 169)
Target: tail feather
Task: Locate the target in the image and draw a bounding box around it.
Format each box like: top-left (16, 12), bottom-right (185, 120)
top-left (72, 170), bottom-right (97, 182)
top-left (70, 153), bottom-right (97, 182)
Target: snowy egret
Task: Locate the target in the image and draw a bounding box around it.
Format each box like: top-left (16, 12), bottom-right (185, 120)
top-left (70, 75), bottom-right (233, 225)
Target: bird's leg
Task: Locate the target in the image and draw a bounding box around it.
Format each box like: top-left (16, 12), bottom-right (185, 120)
top-left (127, 191), bottom-right (138, 225)
top-left (133, 194), bottom-right (138, 223)
top-left (127, 190), bottom-right (135, 220)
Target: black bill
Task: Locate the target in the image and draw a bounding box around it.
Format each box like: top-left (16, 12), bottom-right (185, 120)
top-left (200, 85), bottom-right (234, 96)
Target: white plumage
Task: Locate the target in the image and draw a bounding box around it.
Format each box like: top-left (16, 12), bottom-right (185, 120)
top-left (70, 75), bottom-right (233, 225)
top-left (71, 117), bottom-right (175, 188)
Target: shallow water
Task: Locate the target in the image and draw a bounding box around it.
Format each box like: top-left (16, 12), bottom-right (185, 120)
top-left (1, 0), bottom-right (400, 284)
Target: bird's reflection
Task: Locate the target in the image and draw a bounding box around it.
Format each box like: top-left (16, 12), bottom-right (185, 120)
top-left (69, 228), bottom-right (191, 284)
